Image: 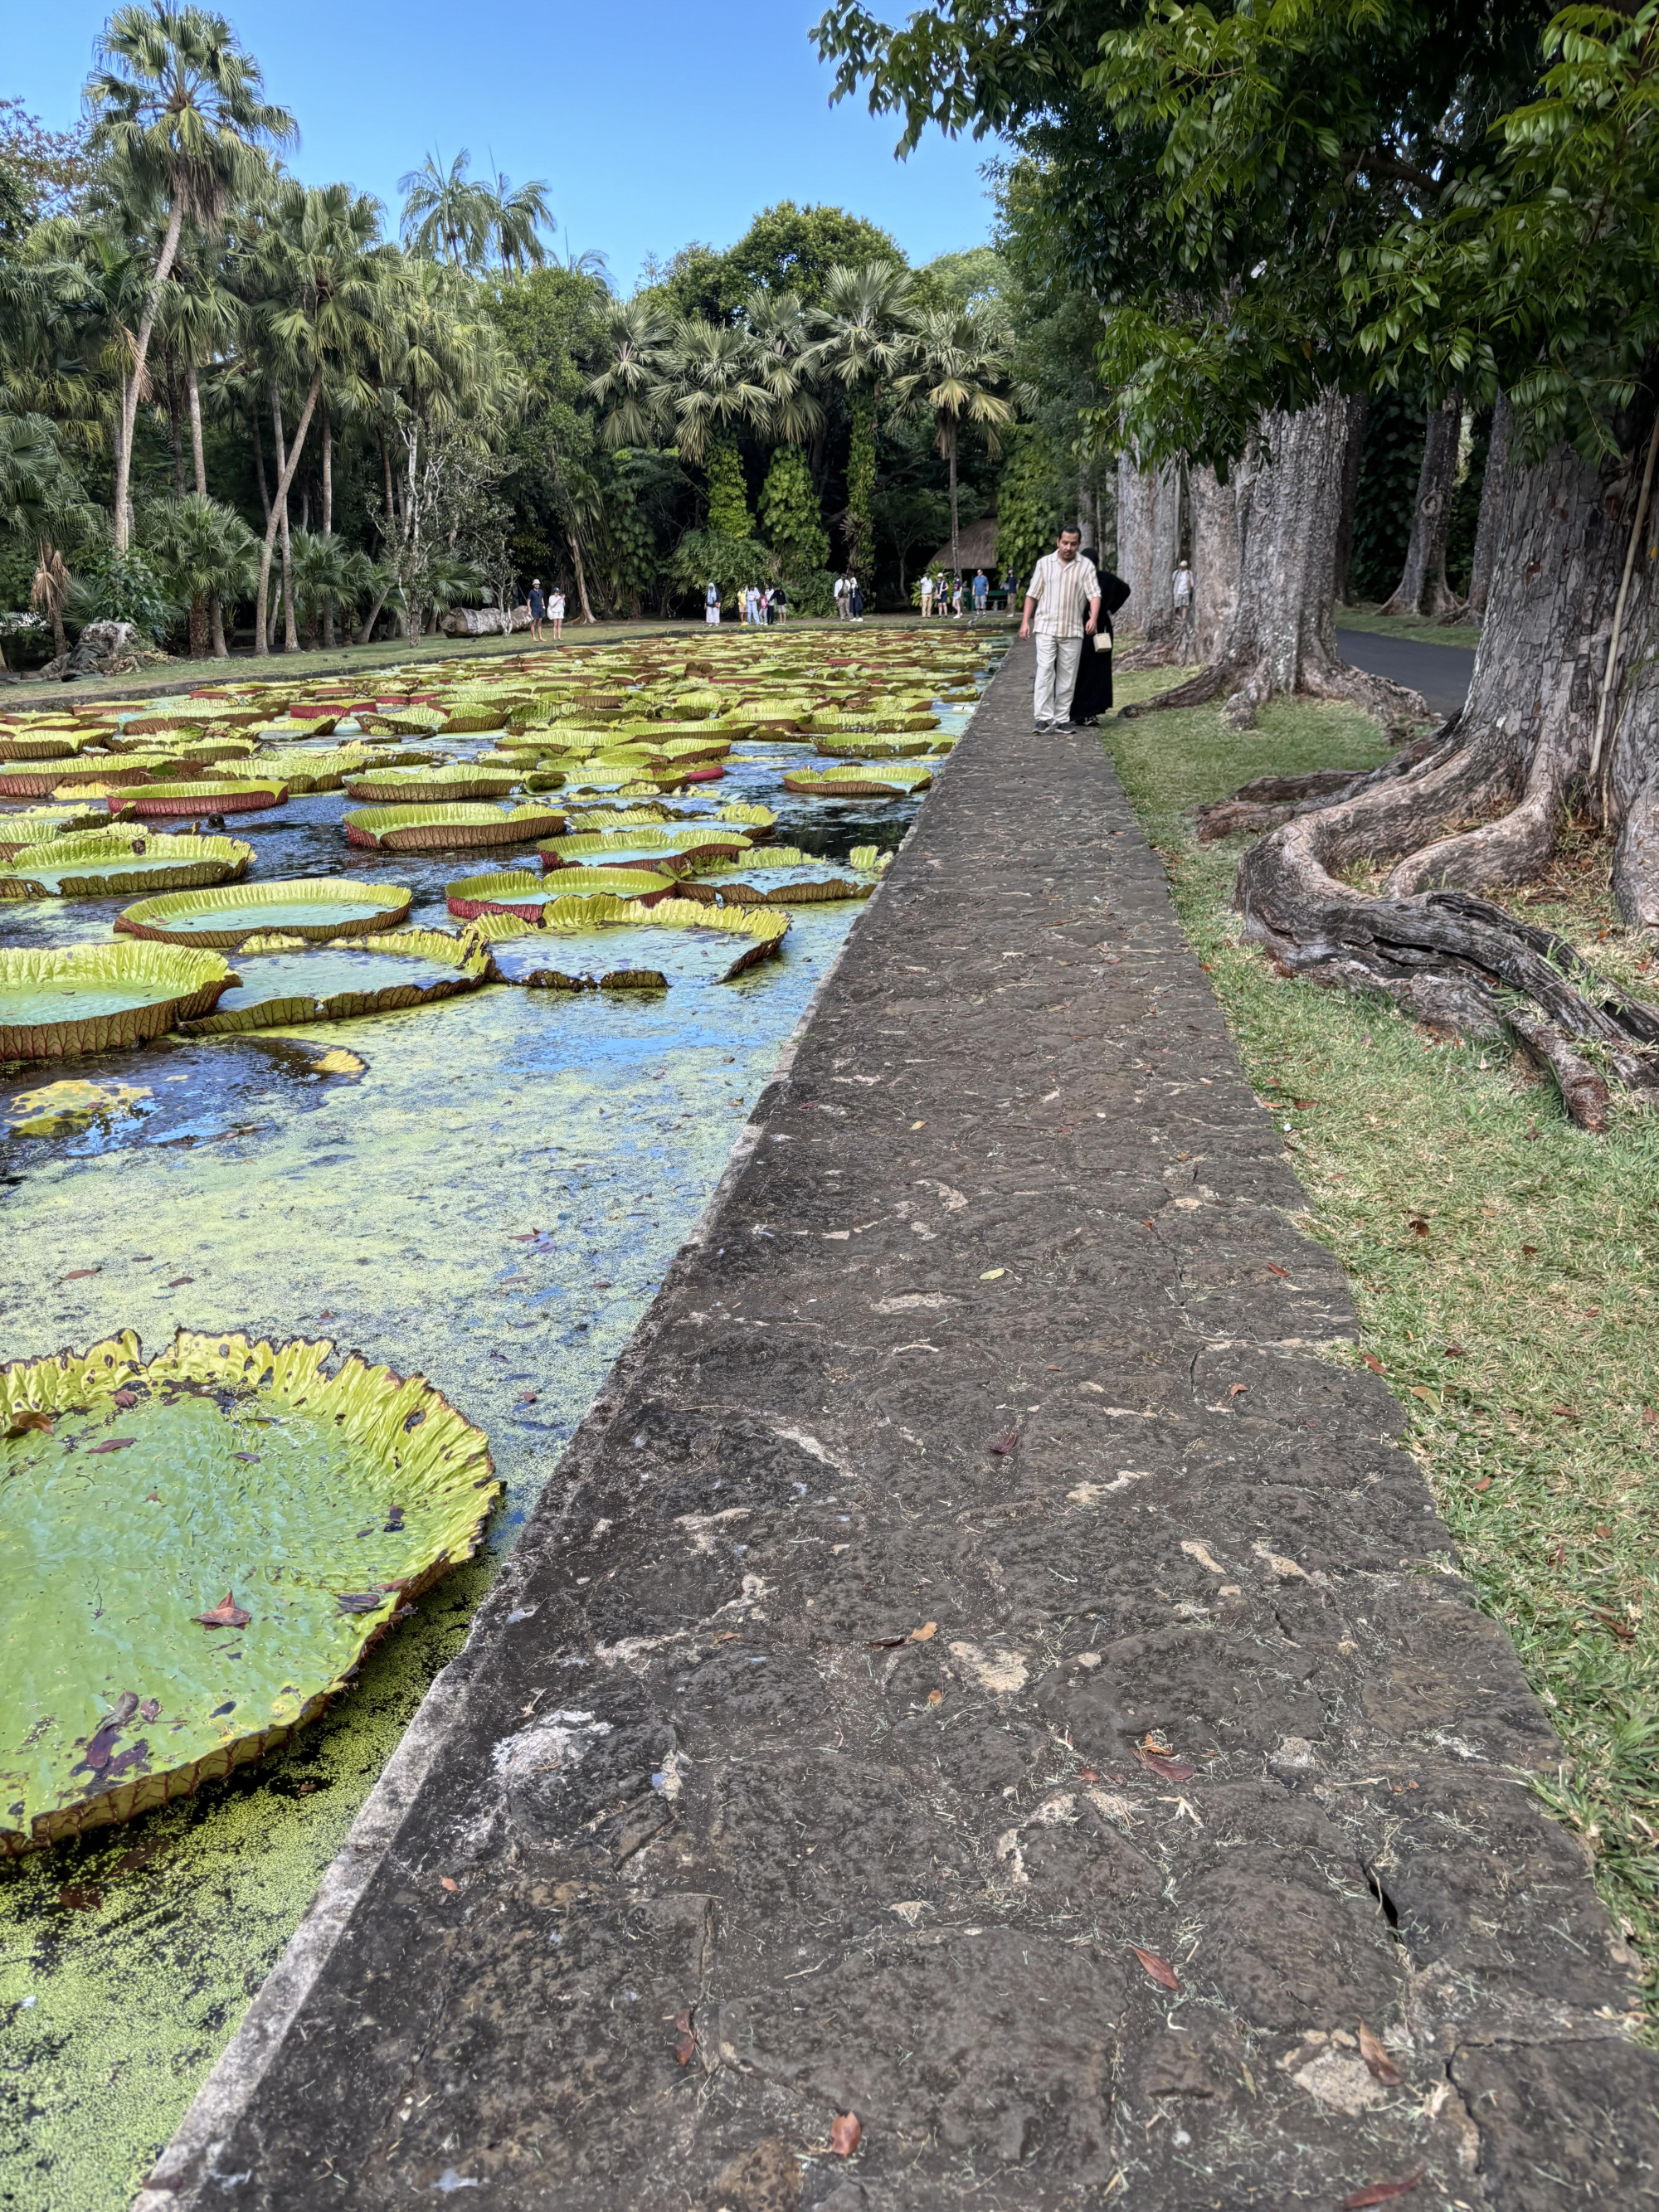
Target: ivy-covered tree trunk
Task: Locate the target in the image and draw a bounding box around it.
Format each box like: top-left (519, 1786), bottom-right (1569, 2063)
top-left (1380, 392), bottom-right (1463, 619)
top-left (1466, 393), bottom-right (1511, 621)
top-left (1230, 401), bottom-right (1659, 1126)
top-left (1131, 389), bottom-right (1428, 727)
top-left (760, 445), bottom-right (830, 582)
top-left (704, 439), bottom-right (753, 540)
top-left (844, 392), bottom-right (876, 576)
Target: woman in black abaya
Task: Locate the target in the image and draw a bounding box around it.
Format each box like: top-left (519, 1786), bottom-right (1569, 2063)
top-left (1068, 552), bottom-right (1131, 725)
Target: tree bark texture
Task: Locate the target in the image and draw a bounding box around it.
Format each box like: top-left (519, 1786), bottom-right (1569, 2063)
top-left (1115, 446), bottom-right (1180, 648)
top-left (186, 363), bottom-right (207, 497)
top-left (112, 198), bottom-right (184, 552)
top-left (567, 526), bottom-right (596, 623)
top-left (1466, 393), bottom-right (1511, 621)
top-left (1187, 464), bottom-right (1242, 668)
top-left (254, 372), bottom-right (322, 657)
top-left (1127, 389), bottom-right (1429, 728)
top-left (1333, 394), bottom-right (1369, 605)
top-left (1226, 410), bottom-right (1659, 1121)
top-left (1380, 394), bottom-right (1462, 620)
top-left (270, 386), bottom-right (300, 654)
top-left (209, 590), bottom-right (227, 657)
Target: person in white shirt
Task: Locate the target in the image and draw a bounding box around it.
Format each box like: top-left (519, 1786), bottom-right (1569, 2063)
top-left (549, 588), bottom-right (565, 642)
top-left (705, 581), bottom-right (721, 625)
top-left (1172, 557), bottom-right (1194, 644)
top-left (1019, 525), bottom-right (1102, 730)
top-left (834, 575), bottom-right (849, 620)
top-left (919, 571), bottom-right (934, 619)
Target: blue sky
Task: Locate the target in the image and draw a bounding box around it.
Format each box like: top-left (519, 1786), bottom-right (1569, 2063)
top-left (9, 1), bottom-right (1000, 285)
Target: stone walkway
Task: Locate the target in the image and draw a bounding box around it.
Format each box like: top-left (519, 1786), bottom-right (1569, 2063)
top-left (142, 643), bottom-right (1657, 2210)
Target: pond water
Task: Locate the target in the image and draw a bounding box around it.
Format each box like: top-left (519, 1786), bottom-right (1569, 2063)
top-left (0, 642), bottom-right (992, 2210)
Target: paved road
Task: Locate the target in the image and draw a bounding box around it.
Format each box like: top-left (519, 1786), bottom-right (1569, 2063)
top-left (1337, 625), bottom-right (1473, 717)
top-left (144, 641), bottom-right (1653, 2211)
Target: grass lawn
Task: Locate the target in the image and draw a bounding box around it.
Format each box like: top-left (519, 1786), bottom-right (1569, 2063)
top-left (1106, 666), bottom-right (1659, 2020)
top-left (1335, 603), bottom-right (1484, 652)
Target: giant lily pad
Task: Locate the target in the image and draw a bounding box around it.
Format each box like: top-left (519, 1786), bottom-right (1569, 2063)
top-left (477, 897), bottom-right (789, 989)
top-left (783, 764), bottom-right (934, 797)
top-left (0, 758), bottom-right (158, 800)
top-left (671, 847), bottom-right (878, 905)
top-left (119, 779), bottom-right (289, 817)
top-left (0, 941), bottom-right (233, 1058)
top-left (538, 827), bottom-right (751, 873)
top-left (0, 831), bottom-right (253, 899)
top-left (445, 865), bottom-right (677, 921)
top-left (341, 765), bottom-right (523, 805)
top-left (180, 929), bottom-right (489, 1033)
top-left (115, 878), bottom-right (413, 946)
top-left (343, 801), bottom-right (566, 852)
top-left (0, 1329), bottom-right (499, 1853)
top-left (0, 805), bottom-right (109, 858)
top-left (0, 728), bottom-right (92, 761)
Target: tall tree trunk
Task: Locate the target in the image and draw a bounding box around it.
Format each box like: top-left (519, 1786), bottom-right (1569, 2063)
top-left (270, 386), bottom-right (301, 654)
top-left (1380, 393), bottom-right (1463, 619)
top-left (186, 362), bottom-right (207, 495)
top-left (1225, 401), bottom-right (1659, 1123)
top-left (113, 197), bottom-right (184, 552)
top-left (1466, 393), bottom-right (1511, 622)
top-left (381, 435), bottom-right (396, 546)
top-left (321, 402), bottom-right (333, 535)
top-left (1187, 464), bottom-right (1242, 667)
top-left (845, 391), bottom-right (875, 575)
top-left (1334, 393), bottom-right (1369, 605)
top-left (168, 377), bottom-right (187, 497)
top-left (948, 425), bottom-right (961, 577)
top-left (567, 526), bottom-right (596, 623)
top-left (209, 589), bottom-right (227, 657)
top-left (1127, 389), bottom-right (1428, 727)
top-left (188, 592), bottom-right (209, 659)
top-left (251, 402), bottom-right (271, 527)
top-left (254, 371), bottom-right (323, 657)
top-left (1115, 446), bottom-right (1182, 649)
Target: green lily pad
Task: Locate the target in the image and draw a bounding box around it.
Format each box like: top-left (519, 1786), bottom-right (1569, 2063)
top-left (0, 729), bottom-right (91, 761)
top-left (341, 765), bottom-right (523, 805)
top-left (343, 801), bottom-right (567, 852)
top-left (0, 1329), bottom-right (499, 1853)
top-left (0, 806), bottom-right (109, 857)
top-left (0, 757), bottom-right (162, 799)
top-left (180, 929), bottom-right (489, 1033)
top-left (538, 827), bottom-right (752, 874)
top-left (114, 878), bottom-right (414, 947)
top-left (119, 780), bottom-right (289, 817)
top-left (783, 764), bottom-right (934, 797)
top-left (0, 941), bottom-right (234, 1058)
top-left (477, 896), bottom-right (789, 989)
top-left (0, 832), bottom-right (253, 899)
top-left (445, 864), bottom-right (677, 921)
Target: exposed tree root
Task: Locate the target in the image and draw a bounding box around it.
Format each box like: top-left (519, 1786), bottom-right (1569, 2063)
top-left (1192, 732), bottom-right (1448, 843)
top-left (1237, 796), bottom-right (1659, 1127)
top-left (1121, 651), bottom-right (1429, 732)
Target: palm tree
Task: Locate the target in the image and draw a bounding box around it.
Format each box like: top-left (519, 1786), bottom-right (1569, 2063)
top-left (893, 307), bottom-right (1015, 581)
top-left (397, 148), bottom-right (494, 269)
top-left (84, 2), bottom-right (294, 549)
top-left (746, 290), bottom-right (825, 450)
top-left (145, 489), bottom-right (257, 654)
top-left (805, 261), bottom-right (917, 574)
top-left (247, 179), bottom-right (394, 652)
top-left (587, 299), bottom-right (671, 449)
top-left (288, 528), bottom-right (373, 648)
top-left (661, 320), bottom-right (768, 469)
top-left (489, 168), bottom-right (554, 273)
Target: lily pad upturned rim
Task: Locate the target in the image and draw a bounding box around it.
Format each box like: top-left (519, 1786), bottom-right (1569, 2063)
top-left (118, 780), bottom-right (289, 816)
top-left (474, 893), bottom-right (787, 987)
top-left (0, 940), bottom-right (233, 1058)
top-left (339, 767), bottom-right (523, 805)
top-left (782, 766), bottom-right (935, 797)
top-left (0, 1328), bottom-right (499, 1854)
top-left (0, 830), bottom-right (255, 901)
top-left (114, 877), bottom-right (415, 947)
top-left (178, 926), bottom-right (491, 1033)
top-left (445, 863), bottom-right (677, 920)
top-left (342, 801), bottom-right (567, 852)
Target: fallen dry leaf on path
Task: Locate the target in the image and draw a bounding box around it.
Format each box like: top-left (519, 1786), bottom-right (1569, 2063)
top-left (988, 1431), bottom-right (1019, 1456)
top-left (1340, 2178), bottom-right (1421, 2210)
top-left (828, 2113), bottom-right (861, 2157)
top-left (1130, 1946), bottom-right (1180, 1991)
top-left (1362, 1354), bottom-right (1384, 1374)
top-left (909, 1621), bottom-right (937, 1642)
top-left (63, 1268), bottom-right (101, 1281)
top-left (1358, 2024), bottom-right (1402, 2085)
top-left (439, 1877), bottom-right (459, 1894)
top-left (7, 1409), bottom-right (52, 1436)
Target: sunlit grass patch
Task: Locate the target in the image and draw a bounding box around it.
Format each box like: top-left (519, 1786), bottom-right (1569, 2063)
top-left (1102, 673), bottom-right (1659, 2021)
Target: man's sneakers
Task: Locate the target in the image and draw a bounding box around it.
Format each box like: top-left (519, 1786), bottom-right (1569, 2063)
top-left (1034, 718), bottom-right (1075, 732)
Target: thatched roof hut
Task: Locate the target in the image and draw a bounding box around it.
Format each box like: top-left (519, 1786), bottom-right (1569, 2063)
top-left (925, 515), bottom-right (1000, 573)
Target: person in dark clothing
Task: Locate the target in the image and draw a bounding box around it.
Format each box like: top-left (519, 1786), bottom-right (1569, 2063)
top-left (1068, 549), bottom-right (1131, 724)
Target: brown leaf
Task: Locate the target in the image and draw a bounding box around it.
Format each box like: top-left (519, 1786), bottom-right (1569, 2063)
top-left (1472, 1476), bottom-right (1492, 1492)
top-left (7, 1408), bottom-right (53, 1437)
top-left (828, 2112), bottom-right (861, 2157)
top-left (197, 1592), bottom-right (251, 1628)
top-left (1443, 1344), bottom-right (1467, 1358)
top-left (139, 1699), bottom-right (160, 1723)
top-left (63, 1267), bottom-right (101, 1281)
top-left (1134, 1747), bottom-right (1195, 1782)
top-left (165, 1276), bottom-right (193, 1289)
top-left (1340, 2177), bottom-right (1422, 2210)
top-left (439, 1876), bottom-right (459, 1893)
top-left (674, 2031), bottom-right (696, 2065)
top-left (88, 1438), bottom-right (136, 1453)
top-left (908, 1621), bottom-right (938, 1642)
top-left (988, 1431), bottom-right (1019, 1456)
top-left (111, 1389), bottom-right (139, 1409)
top-left (1265, 1262), bottom-right (1288, 1277)
top-left (926, 1689), bottom-right (943, 1706)
top-left (1361, 1354), bottom-right (1385, 1375)
top-left (1228, 1383), bottom-right (1248, 1398)
top-left (1521, 1242), bottom-right (1538, 1255)
top-left (1130, 1945), bottom-right (1180, 1991)
top-left (337, 1590), bottom-right (387, 1614)
top-left (1408, 1218), bottom-right (1428, 1237)
top-left (1357, 2024), bottom-right (1402, 2085)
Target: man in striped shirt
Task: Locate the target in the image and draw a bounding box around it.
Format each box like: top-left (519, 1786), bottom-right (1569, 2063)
top-left (1019, 526), bottom-right (1102, 731)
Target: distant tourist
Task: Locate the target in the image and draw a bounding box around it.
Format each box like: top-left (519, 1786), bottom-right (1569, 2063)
top-left (951, 576), bottom-right (964, 619)
top-left (849, 574), bottom-right (864, 622)
top-left (972, 568), bottom-right (989, 616)
top-left (549, 587), bottom-right (565, 642)
top-left (1173, 556), bottom-right (1194, 644)
top-left (527, 578), bottom-right (545, 643)
top-left (1003, 565), bottom-right (1018, 603)
top-left (773, 581), bottom-right (788, 625)
top-left (919, 572), bottom-right (934, 619)
top-left (834, 574), bottom-right (850, 620)
top-left (706, 581), bottom-right (721, 626)
top-left (1019, 523), bottom-right (1101, 733)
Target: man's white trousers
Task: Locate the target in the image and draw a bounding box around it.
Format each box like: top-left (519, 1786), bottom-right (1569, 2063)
top-left (1034, 633), bottom-right (1083, 724)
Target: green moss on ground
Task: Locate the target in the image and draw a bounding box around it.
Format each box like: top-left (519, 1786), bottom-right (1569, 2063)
top-left (1105, 669), bottom-right (1659, 2025)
